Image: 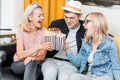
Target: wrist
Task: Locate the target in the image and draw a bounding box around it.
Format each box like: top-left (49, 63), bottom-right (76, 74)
top-left (37, 44), bottom-right (42, 50)
top-left (66, 48), bottom-right (70, 54)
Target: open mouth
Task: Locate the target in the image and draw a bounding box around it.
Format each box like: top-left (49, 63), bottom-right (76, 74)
top-left (38, 21), bottom-right (42, 23)
top-left (85, 28), bottom-right (88, 33)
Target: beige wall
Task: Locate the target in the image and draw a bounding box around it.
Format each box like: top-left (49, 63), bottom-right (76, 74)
top-left (0, 0), bottom-right (1, 25)
top-left (81, 5), bottom-right (120, 36)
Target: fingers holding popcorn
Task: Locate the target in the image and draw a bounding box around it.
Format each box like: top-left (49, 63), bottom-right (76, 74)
top-left (41, 42), bottom-right (54, 51)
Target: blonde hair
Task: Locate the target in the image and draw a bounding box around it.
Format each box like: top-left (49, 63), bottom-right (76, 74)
top-left (19, 2), bottom-right (42, 32)
top-left (84, 12), bottom-right (109, 42)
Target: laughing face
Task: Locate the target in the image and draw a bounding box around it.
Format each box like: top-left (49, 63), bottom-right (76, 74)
top-left (29, 7), bottom-right (44, 29)
top-left (64, 12), bottom-right (81, 29)
top-left (83, 15), bottom-right (96, 38)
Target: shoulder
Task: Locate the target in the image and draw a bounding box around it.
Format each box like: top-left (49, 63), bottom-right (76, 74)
top-left (17, 27), bottom-right (23, 32)
top-left (79, 20), bottom-right (84, 24)
top-left (51, 18), bottom-right (65, 23)
top-left (77, 20), bottom-right (84, 28)
top-left (49, 18), bottom-right (66, 28)
top-left (79, 20), bottom-right (85, 28)
top-left (105, 36), bottom-right (114, 43)
top-left (103, 36), bottom-right (116, 48)
top-left (77, 20), bottom-right (85, 34)
top-left (16, 27), bottom-right (25, 35)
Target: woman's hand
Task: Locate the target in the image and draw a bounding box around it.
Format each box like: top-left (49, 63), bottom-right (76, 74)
top-left (24, 57), bottom-right (35, 65)
top-left (41, 42), bottom-right (54, 51)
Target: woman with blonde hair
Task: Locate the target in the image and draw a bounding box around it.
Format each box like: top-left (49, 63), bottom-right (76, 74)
top-left (66, 12), bottom-right (120, 80)
top-left (11, 2), bottom-right (54, 80)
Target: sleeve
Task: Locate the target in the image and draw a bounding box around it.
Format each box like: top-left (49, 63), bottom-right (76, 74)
top-left (67, 52), bottom-right (81, 67)
top-left (66, 41), bottom-right (86, 67)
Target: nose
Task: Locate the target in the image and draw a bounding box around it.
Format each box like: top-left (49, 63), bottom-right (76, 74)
top-left (41, 15), bottom-right (44, 21)
top-left (83, 22), bottom-right (86, 28)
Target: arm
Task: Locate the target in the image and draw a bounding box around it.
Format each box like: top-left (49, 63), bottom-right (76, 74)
top-left (16, 39), bottom-right (42, 60)
top-left (23, 49), bottom-right (47, 65)
top-left (33, 49), bottom-right (47, 61)
top-left (67, 52), bottom-right (81, 68)
top-left (16, 39), bottom-right (54, 60)
top-left (65, 41), bottom-right (83, 67)
top-left (66, 40), bottom-right (88, 68)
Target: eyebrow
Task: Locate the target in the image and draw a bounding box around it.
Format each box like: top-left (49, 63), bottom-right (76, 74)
top-left (85, 19), bottom-right (94, 22)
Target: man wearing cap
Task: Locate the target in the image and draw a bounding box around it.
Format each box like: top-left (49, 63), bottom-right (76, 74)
top-left (41, 1), bottom-right (85, 80)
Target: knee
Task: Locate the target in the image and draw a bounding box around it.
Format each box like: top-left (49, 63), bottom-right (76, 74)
top-left (41, 61), bottom-right (57, 78)
top-left (58, 74), bottom-right (67, 80)
top-left (58, 67), bottom-right (77, 80)
top-left (42, 59), bottom-right (56, 74)
top-left (42, 64), bottom-right (57, 76)
top-left (58, 72), bottom-right (70, 80)
top-left (26, 61), bottom-right (37, 68)
top-left (42, 66), bottom-right (57, 80)
top-left (11, 62), bottom-right (24, 75)
top-left (28, 61), bottom-right (37, 66)
top-left (69, 74), bottom-right (76, 80)
top-left (69, 74), bottom-right (81, 80)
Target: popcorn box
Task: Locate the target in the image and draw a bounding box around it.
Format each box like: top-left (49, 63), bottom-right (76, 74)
top-left (44, 28), bottom-right (66, 51)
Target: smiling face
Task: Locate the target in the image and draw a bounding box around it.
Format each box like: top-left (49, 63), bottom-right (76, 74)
top-left (64, 11), bottom-right (81, 29)
top-left (83, 15), bottom-right (96, 38)
top-left (28, 7), bottom-right (44, 29)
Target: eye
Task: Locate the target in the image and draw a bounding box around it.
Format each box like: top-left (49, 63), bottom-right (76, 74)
top-left (84, 20), bottom-right (94, 24)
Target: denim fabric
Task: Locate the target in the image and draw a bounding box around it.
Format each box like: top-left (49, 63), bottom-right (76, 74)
top-left (11, 61), bottom-right (41, 80)
top-left (67, 36), bottom-right (120, 80)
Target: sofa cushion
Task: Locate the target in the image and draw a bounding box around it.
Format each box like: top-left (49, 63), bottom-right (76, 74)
top-left (0, 42), bottom-right (16, 67)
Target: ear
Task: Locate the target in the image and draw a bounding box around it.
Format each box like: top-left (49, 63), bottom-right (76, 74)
top-left (28, 15), bottom-right (33, 22)
top-left (78, 14), bottom-right (82, 19)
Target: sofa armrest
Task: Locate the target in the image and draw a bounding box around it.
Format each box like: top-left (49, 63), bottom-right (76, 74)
top-left (0, 42), bottom-right (16, 67)
top-left (0, 50), bottom-right (6, 65)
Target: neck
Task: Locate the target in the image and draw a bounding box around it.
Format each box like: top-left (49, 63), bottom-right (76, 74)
top-left (71, 23), bottom-right (80, 29)
top-left (91, 39), bottom-right (101, 53)
top-left (29, 23), bottom-right (37, 32)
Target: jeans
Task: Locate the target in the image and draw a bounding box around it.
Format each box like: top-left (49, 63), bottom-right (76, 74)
top-left (69, 73), bottom-right (114, 80)
top-left (11, 60), bottom-right (41, 80)
top-left (41, 58), bottom-right (78, 80)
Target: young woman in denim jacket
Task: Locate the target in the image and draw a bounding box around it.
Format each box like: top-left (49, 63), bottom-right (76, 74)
top-left (66, 12), bottom-right (120, 80)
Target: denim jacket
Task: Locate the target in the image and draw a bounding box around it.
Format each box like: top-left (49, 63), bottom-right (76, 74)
top-left (67, 36), bottom-right (120, 80)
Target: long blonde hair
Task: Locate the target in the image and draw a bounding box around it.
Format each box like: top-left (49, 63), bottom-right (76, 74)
top-left (84, 12), bottom-right (109, 42)
top-left (19, 2), bottom-right (42, 32)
